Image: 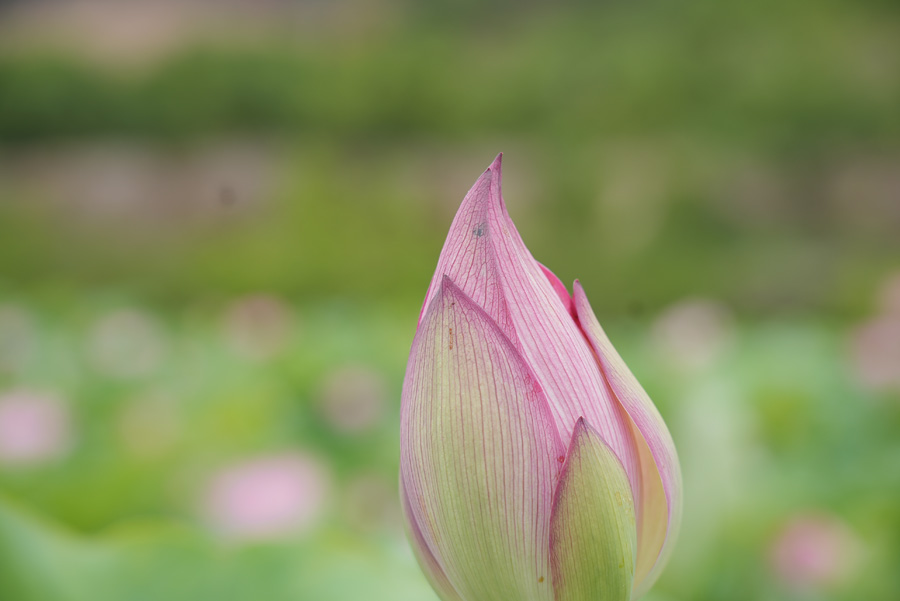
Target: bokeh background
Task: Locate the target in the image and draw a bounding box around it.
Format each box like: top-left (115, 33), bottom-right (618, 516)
top-left (0, 0), bottom-right (899, 599)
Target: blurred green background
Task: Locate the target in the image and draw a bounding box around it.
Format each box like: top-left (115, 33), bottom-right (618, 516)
top-left (0, 0), bottom-right (899, 599)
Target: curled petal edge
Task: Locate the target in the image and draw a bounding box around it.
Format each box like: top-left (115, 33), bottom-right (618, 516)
top-left (573, 281), bottom-right (683, 597)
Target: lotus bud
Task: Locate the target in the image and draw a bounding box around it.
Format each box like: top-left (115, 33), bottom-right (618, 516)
top-left (400, 155), bottom-right (682, 601)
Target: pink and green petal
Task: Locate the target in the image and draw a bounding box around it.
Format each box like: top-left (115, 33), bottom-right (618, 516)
top-left (418, 157), bottom-right (518, 344)
top-left (550, 418), bottom-right (637, 601)
top-left (401, 277), bottom-right (565, 601)
top-left (573, 282), bottom-right (683, 597)
top-left (422, 155), bottom-right (640, 493)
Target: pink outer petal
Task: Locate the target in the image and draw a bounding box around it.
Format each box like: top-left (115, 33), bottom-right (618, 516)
top-left (420, 154), bottom-right (640, 501)
top-left (418, 158), bottom-right (517, 344)
top-left (573, 281), bottom-right (683, 596)
top-left (401, 277), bottom-right (565, 601)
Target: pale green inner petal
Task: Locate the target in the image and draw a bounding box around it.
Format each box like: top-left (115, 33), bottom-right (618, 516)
top-left (551, 421), bottom-right (637, 601)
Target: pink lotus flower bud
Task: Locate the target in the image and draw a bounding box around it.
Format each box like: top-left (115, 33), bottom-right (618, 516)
top-left (400, 155), bottom-right (682, 601)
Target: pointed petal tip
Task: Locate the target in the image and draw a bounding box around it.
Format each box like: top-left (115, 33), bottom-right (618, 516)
top-left (456, 155), bottom-right (504, 217)
top-left (438, 275), bottom-right (468, 304)
top-left (487, 152), bottom-right (503, 172)
top-left (485, 153), bottom-right (503, 194)
top-left (421, 274), bottom-right (457, 320)
top-left (568, 416), bottom-right (589, 449)
top-left (567, 417), bottom-right (609, 457)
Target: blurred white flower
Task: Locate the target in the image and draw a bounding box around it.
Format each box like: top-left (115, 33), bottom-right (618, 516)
top-left (651, 298), bottom-right (736, 372)
top-left (769, 513), bottom-right (863, 593)
top-left (223, 294), bottom-right (295, 361)
top-left (317, 364), bottom-right (388, 434)
top-left (0, 390), bottom-right (72, 466)
top-left (849, 316), bottom-right (900, 392)
top-left (87, 308), bottom-right (168, 378)
top-left (202, 452), bottom-right (330, 541)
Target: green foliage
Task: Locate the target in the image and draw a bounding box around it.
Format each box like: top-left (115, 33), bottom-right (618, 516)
top-left (0, 496), bottom-right (436, 601)
top-left (1, 0), bottom-right (899, 146)
top-left (0, 0), bottom-right (898, 598)
top-left (0, 299), bottom-right (897, 600)
top-left (0, 0), bottom-right (898, 314)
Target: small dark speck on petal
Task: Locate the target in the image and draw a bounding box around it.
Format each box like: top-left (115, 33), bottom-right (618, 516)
top-left (557, 455), bottom-right (565, 463)
top-left (538, 577), bottom-right (544, 583)
top-left (472, 223), bottom-right (486, 237)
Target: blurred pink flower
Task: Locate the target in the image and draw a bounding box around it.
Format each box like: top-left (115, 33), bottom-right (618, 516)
top-left (0, 390), bottom-right (72, 466)
top-left (849, 316), bottom-right (900, 392)
top-left (202, 453), bottom-right (330, 541)
top-left (769, 513), bottom-right (863, 592)
top-left (318, 364), bottom-right (387, 433)
top-left (223, 294), bottom-right (295, 361)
